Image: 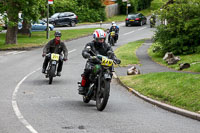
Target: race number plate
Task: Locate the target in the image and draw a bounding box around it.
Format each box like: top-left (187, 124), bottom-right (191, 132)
top-left (101, 57), bottom-right (113, 67)
top-left (51, 53), bottom-right (59, 61)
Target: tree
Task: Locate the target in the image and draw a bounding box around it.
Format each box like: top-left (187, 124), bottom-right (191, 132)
top-left (154, 0), bottom-right (200, 55)
top-left (0, 0), bottom-right (45, 44)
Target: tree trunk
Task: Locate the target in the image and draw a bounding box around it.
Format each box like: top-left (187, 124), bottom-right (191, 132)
top-left (5, 0), bottom-right (20, 44)
top-left (6, 26), bottom-right (18, 44)
top-left (18, 20), bottom-right (31, 36)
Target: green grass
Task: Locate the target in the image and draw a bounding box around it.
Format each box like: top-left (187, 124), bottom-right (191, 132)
top-left (120, 72), bottom-right (200, 112)
top-left (114, 40), bottom-right (145, 66)
top-left (0, 28), bottom-right (98, 50)
top-left (148, 44), bottom-right (200, 72)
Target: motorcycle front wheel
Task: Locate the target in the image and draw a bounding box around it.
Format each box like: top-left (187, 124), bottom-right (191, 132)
top-left (96, 79), bottom-right (110, 111)
top-left (48, 65), bottom-right (56, 84)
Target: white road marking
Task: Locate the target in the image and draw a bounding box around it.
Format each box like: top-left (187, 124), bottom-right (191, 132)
top-left (123, 26), bottom-right (147, 36)
top-left (13, 51), bottom-right (27, 55)
top-left (123, 30), bottom-right (135, 35)
top-left (12, 49), bottom-right (76, 133)
top-left (138, 27), bottom-right (147, 31)
top-left (69, 49), bottom-right (76, 53)
top-left (12, 68), bottom-right (40, 133)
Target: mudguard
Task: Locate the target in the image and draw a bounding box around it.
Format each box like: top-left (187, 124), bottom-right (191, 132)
top-left (104, 73), bottom-right (112, 81)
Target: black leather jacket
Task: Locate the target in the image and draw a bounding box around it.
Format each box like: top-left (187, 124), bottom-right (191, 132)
top-left (82, 41), bottom-right (119, 63)
top-left (43, 39), bottom-right (68, 59)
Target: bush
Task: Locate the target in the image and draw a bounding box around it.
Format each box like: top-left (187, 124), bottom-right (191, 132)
top-left (49, 0), bottom-right (106, 23)
top-left (154, 0), bottom-right (200, 55)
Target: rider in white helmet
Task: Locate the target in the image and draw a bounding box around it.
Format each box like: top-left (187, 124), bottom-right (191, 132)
top-left (108, 21), bottom-right (119, 43)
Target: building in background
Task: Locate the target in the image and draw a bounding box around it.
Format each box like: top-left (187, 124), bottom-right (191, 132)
top-left (103, 0), bottom-right (116, 5)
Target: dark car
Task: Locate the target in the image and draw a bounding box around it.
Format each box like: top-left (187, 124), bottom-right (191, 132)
top-left (48, 12), bottom-right (78, 27)
top-left (125, 13), bottom-right (147, 26)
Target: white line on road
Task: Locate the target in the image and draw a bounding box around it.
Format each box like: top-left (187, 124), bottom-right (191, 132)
top-left (123, 30), bottom-right (135, 35)
top-left (138, 27), bottom-right (147, 31)
top-left (12, 49), bottom-right (76, 133)
top-left (123, 26), bottom-right (147, 36)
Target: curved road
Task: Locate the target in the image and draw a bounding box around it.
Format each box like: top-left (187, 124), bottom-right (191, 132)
top-left (0, 22), bottom-right (199, 133)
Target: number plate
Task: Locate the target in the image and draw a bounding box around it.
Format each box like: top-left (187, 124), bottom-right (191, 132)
top-left (101, 57), bottom-right (113, 67)
top-left (111, 31), bottom-right (115, 36)
top-left (51, 53), bottom-right (59, 61)
top-left (130, 20), bottom-right (134, 21)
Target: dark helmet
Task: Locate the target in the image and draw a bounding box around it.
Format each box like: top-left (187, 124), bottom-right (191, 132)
top-left (54, 31), bottom-right (62, 37)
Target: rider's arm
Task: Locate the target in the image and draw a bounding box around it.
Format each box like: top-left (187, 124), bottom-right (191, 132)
top-left (82, 43), bottom-right (92, 59)
top-left (62, 42), bottom-right (68, 60)
top-left (43, 40), bottom-right (52, 54)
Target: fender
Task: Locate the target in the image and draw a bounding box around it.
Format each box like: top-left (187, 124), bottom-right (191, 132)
top-left (104, 73), bottom-right (112, 81)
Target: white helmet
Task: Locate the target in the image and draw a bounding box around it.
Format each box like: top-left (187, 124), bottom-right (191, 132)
top-left (113, 23), bottom-right (117, 26)
top-left (112, 21), bottom-right (115, 25)
top-left (93, 29), bottom-right (106, 41)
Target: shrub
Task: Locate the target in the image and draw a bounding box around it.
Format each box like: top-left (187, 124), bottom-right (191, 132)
top-left (154, 0), bottom-right (200, 55)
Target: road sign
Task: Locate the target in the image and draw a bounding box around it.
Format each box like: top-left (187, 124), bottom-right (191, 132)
top-left (122, 0), bottom-right (127, 2)
top-left (48, 0), bottom-right (53, 4)
top-left (127, 4), bottom-right (131, 7)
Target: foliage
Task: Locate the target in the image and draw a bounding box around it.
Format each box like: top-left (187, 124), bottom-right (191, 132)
top-left (154, 0), bottom-right (200, 55)
top-left (117, 0), bottom-right (153, 14)
top-left (49, 0), bottom-right (106, 22)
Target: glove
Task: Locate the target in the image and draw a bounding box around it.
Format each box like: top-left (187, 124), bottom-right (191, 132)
top-left (115, 59), bottom-right (121, 64)
top-left (42, 53), bottom-right (46, 57)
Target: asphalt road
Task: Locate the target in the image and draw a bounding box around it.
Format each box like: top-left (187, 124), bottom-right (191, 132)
top-left (0, 22), bottom-right (200, 133)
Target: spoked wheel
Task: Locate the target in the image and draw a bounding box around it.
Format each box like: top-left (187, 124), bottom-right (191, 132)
top-left (96, 80), bottom-right (110, 111)
top-left (110, 37), bottom-right (115, 46)
top-left (48, 65), bottom-right (56, 84)
top-left (49, 76), bottom-right (53, 84)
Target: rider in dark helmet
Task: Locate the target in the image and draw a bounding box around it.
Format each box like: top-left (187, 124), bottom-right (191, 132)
top-left (78, 29), bottom-right (121, 95)
top-left (42, 31), bottom-right (68, 76)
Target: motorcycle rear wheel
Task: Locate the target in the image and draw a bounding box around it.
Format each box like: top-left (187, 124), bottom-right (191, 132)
top-left (96, 80), bottom-right (110, 111)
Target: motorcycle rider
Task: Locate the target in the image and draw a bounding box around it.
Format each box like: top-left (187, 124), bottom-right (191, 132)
top-left (78, 29), bottom-right (121, 95)
top-left (150, 13), bottom-right (156, 27)
top-left (108, 22), bottom-right (119, 43)
top-left (42, 31), bottom-right (68, 76)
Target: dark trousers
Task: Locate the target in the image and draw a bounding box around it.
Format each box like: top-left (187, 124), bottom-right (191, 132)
top-left (42, 57), bottom-right (63, 72)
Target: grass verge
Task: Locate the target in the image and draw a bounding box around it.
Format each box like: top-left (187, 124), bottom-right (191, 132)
top-left (116, 40), bottom-right (200, 113)
top-left (114, 40), bottom-right (145, 66)
top-left (0, 28), bottom-right (98, 50)
top-left (119, 72), bottom-right (200, 113)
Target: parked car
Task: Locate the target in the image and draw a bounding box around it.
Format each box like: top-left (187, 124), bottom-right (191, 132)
top-left (47, 12), bottom-right (78, 27)
top-left (125, 13), bottom-right (147, 26)
top-left (18, 20), bottom-right (54, 31)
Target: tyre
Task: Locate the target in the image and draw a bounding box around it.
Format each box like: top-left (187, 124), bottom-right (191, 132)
top-left (125, 23), bottom-right (128, 27)
top-left (110, 37), bottom-right (115, 46)
top-left (48, 65), bottom-right (56, 84)
top-left (96, 79), bottom-right (110, 111)
top-left (70, 21), bottom-right (76, 27)
top-left (140, 21), bottom-right (143, 26)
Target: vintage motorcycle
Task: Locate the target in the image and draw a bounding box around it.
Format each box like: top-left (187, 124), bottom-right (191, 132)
top-left (109, 31), bottom-right (116, 46)
top-left (78, 49), bottom-right (117, 111)
top-left (150, 17), bottom-right (155, 28)
top-left (45, 53), bottom-right (63, 84)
